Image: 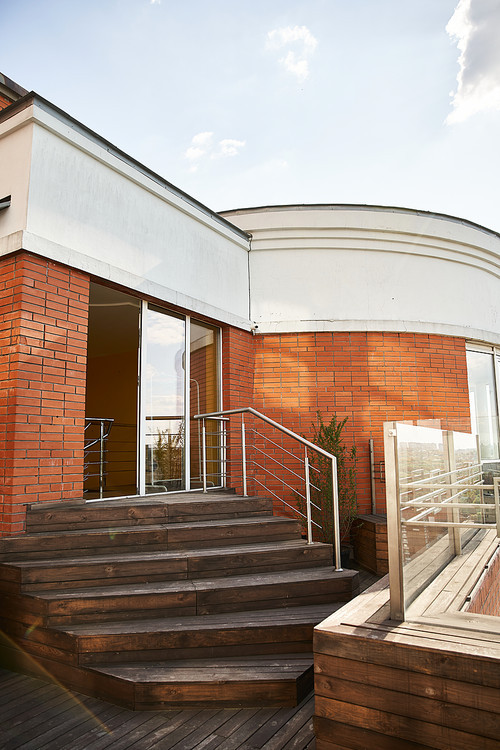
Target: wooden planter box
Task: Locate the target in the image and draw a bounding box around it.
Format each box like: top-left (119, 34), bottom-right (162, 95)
top-left (352, 514), bottom-right (388, 575)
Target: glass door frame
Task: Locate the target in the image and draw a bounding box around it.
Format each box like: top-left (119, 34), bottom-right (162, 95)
top-left (466, 341), bottom-right (500, 461)
top-left (137, 301), bottom-right (223, 495)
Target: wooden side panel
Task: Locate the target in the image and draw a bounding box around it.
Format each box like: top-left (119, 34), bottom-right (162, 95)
top-left (314, 584), bottom-right (500, 749)
top-left (314, 716), bottom-right (434, 750)
top-left (315, 694), bottom-right (500, 750)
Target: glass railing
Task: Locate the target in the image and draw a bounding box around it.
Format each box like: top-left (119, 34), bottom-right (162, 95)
top-left (384, 422), bottom-right (500, 620)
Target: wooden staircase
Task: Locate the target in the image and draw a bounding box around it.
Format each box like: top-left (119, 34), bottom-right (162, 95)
top-left (0, 492), bottom-right (359, 708)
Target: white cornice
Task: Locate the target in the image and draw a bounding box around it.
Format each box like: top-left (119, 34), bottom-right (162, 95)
top-left (247, 227), bottom-right (500, 280)
top-left (253, 318), bottom-right (500, 345)
top-left (0, 100), bottom-right (249, 252)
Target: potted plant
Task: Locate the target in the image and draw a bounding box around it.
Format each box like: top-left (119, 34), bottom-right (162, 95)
top-left (304, 412), bottom-right (358, 566)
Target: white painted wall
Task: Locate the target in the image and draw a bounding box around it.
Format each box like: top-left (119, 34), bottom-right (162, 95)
top-left (2, 98), bottom-right (499, 344)
top-left (0, 100), bottom-right (251, 329)
top-left (223, 206), bottom-right (500, 345)
top-left (0, 106), bottom-right (33, 253)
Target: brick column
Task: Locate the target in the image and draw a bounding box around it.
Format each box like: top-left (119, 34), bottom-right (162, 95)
top-left (221, 326), bottom-right (255, 495)
top-left (222, 325), bottom-right (254, 409)
top-left (0, 253), bottom-right (89, 536)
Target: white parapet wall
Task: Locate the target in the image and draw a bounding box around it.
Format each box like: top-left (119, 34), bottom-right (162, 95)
top-left (223, 205), bottom-right (500, 344)
top-left (0, 97), bottom-right (252, 329)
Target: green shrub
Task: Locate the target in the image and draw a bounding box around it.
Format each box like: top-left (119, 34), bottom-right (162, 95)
top-left (303, 412), bottom-right (358, 546)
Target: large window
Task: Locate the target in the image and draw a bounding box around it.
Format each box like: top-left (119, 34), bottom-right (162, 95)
top-left (466, 344), bottom-right (500, 461)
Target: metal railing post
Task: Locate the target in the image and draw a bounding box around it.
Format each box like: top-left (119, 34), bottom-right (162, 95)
top-left (221, 418), bottom-right (227, 489)
top-left (241, 415), bottom-right (247, 496)
top-left (384, 422), bottom-right (405, 621)
top-left (332, 456), bottom-right (341, 570)
top-left (369, 438), bottom-right (376, 515)
top-left (99, 419), bottom-right (105, 499)
top-left (494, 477), bottom-right (500, 538)
top-left (201, 418), bottom-right (207, 493)
top-left (304, 447), bottom-right (312, 545)
top-left (444, 431), bottom-right (461, 556)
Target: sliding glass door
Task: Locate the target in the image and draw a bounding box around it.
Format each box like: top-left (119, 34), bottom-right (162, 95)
top-left (142, 305), bottom-right (186, 493)
top-left (139, 304), bottom-right (221, 494)
top-left (86, 284), bottom-right (221, 498)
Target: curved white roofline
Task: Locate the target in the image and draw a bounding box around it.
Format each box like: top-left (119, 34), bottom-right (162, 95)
top-left (221, 203), bottom-right (500, 242)
top-left (223, 204), bottom-right (500, 344)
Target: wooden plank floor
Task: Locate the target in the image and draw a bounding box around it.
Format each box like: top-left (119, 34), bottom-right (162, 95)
top-left (0, 667), bottom-right (315, 750)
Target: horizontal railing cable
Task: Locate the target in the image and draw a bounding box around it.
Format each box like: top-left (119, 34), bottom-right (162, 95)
top-left (194, 406), bottom-right (341, 569)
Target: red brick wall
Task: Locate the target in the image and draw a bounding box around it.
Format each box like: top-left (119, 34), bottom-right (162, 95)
top-left (0, 253), bottom-right (89, 536)
top-left (0, 263), bottom-right (471, 535)
top-left (467, 547), bottom-right (500, 617)
top-left (251, 331), bottom-right (470, 516)
top-left (0, 94), bottom-right (13, 111)
top-left (221, 326), bottom-right (255, 494)
top-left (222, 326), bottom-right (254, 409)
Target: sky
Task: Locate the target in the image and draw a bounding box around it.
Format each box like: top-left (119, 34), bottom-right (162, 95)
top-left (2, 0), bottom-right (500, 232)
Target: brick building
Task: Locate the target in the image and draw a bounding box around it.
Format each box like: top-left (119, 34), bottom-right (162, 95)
top-left (1, 76), bottom-right (499, 545)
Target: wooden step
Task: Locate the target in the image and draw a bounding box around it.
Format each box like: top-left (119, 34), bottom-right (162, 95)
top-left (64, 604), bottom-right (341, 665)
top-left (26, 567), bottom-right (359, 626)
top-left (0, 491), bottom-right (363, 709)
top-left (24, 493), bottom-right (273, 533)
top-left (2, 540), bottom-right (333, 592)
top-left (0, 604), bottom-right (339, 667)
top-left (89, 654), bottom-right (314, 708)
top-left (0, 516), bottom-right (302, 561)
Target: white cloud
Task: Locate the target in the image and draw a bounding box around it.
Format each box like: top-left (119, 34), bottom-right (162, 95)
top-left (185, 131), bottom-right (213, 162)
top-left (150, 0), bottom-right (161, 4)
top-left (185, 146), bottom-right (205, 162)
top-left (146, 316), bottom-right (185, 347)
top-left (192, 131), bottom-right (214, 147)
top-left (280, 51), bottom-right (309, 82)
top-left (184, 132), bottom-right (245, 170)
top-left (215, 139), bottom-right (246, 158)
top-left (266, 25), bottom-right (318, 83)
top-left (267, 26), bottom-right (318, 56)
top-left (447, 0), bottom-right (500, 123)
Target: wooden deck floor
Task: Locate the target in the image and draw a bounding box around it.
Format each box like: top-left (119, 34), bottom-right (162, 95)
top-left (0, 668), bottom-right (315, 750)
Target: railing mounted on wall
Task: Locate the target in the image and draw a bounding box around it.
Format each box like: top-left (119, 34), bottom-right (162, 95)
top-left (194, 407), bottom-right (342, 569)
top-left (384, 421), bottom-right (500, 621)
top-left (84, 418), bottom-right (114, 499)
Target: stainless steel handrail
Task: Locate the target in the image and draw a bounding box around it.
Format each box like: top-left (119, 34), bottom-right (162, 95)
top-left (194, 406), bottom-right (341, 569)
top-left (246, 427), bottom-right (321, 474)
top-left (84, 417), bottom-right (114, 499)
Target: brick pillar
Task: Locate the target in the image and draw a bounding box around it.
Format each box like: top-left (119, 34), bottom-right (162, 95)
top-left (222, 326), bottom-right (254, 409)
top-left (221, 326), bottom-right (254, 495)
top-left (0, 253), bottom-right (89, 536)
